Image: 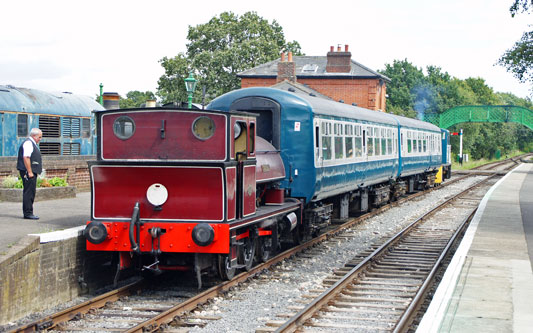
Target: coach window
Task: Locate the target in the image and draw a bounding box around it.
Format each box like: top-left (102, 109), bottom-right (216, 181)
top-left (407, 131), bottom-right (413, 153)
top-left (345, 124), bottom-right (353, 158)
top-left (423, 134), bottom-right (427, 153)
top-left (381, 128), bottom-right (386, 156)
top-left (374, 127), bottom-right (381, 156)
top-left (17, 114), bottom-right (28, 137)
top-left (387, 129), bottom-right (392, 155)
top-left (321, 122), bottom-right (332, 160)
top-left (418, 133), bottom-right (422, 153)
top-left (334, 123), bottom-right (343, 159)
top-left (367, 127), bottom-right (374, 156)
top-left (354, 125), bottom-right (362, 157)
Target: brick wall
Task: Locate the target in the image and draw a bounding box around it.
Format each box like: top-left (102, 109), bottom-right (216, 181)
top-left (240, 77), bottom-right (387, 112)
top-left (0, 156), bottom-right (93, 192)
top-left (0, 235), bottom-right (115, 325)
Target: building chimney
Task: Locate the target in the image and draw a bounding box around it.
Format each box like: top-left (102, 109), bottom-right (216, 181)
top-left (277, 51), bottom-right (296, 83)
top-left (102, 92), bottom-right (120, 110)
top-left (326, 44), bottom-right (352, 73)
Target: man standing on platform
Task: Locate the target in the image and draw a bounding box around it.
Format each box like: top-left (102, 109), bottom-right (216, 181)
top-left (17, 128), bottom-right (43, 220)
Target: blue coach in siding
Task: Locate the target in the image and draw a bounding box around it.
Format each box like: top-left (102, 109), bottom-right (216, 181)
top-left (0, 85), bottom-right (105, 157)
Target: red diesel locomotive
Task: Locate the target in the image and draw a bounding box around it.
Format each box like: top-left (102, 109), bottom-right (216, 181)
top-left (84, 107), bottom-right (302, 286)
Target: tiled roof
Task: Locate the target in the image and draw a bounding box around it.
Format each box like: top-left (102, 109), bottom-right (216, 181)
top-left (238, 56), bottom-right (390, 82)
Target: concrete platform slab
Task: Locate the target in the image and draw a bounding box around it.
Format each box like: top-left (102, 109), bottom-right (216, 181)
top-left (418, 163), bottom-right (533, 332)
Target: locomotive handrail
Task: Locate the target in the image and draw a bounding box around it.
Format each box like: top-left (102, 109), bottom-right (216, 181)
top-left (129, 202), bottom-right (140, 254)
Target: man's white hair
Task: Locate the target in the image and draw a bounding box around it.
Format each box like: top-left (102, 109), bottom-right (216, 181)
top-left (30, 128), bottom-right (42, 136)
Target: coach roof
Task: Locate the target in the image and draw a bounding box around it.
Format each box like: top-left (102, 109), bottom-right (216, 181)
top-left (0, 85), bottom-right (104, 116)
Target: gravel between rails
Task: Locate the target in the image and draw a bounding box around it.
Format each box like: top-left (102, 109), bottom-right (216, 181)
top-left (188, 175), bottom-right (488, 333)
top-left (1, 175), bottom-right (487, 333)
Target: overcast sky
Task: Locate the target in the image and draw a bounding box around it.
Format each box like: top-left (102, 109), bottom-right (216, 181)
top-left (1, 0), bottom-right (531, 100)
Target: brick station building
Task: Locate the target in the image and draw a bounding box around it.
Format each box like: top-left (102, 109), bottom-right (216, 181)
top-left (239, 45), bottom-right (390, 112)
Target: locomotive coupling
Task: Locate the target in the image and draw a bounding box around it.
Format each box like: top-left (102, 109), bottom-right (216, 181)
top-left (192, 223), bottom-right (215, 247)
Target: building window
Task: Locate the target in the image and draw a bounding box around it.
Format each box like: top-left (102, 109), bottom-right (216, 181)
top-left (17, 114), bottom-right (28, 137)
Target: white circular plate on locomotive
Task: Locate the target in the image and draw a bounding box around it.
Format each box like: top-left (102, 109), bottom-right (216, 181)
top-left (146, 183), bottom-right (168, 206)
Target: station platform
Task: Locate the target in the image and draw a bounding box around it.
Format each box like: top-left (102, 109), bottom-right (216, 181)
top-left (418, 163), bottom-right (533, 332)
top-left (0, 192), bottom-right (90, 255)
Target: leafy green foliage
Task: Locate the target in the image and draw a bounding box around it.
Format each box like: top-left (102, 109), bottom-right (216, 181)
top-left (1, 176), bottom-right (68, 188)
top-left (119, 91), bottom-right (156, 109)
top-left (499, 1), bottom-right (533, 94)
top-left (157, 11), bottom-right (302, 104)
top-left (2, 176), bottom-right (19, 188)
top-left (49, 177), bottom-right (68, 187)
top-left (509, 0), bottom-right (532, 16)
top-left (498, 29), bottom-right (533, 88)
top-left (380, 58), bottom-right (533, 160)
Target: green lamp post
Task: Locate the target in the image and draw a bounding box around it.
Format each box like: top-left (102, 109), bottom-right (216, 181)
top-left (184, 72), bottom-right (197, 109)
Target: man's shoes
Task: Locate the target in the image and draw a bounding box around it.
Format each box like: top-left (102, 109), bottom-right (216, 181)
top-left (23, 215), bottom-right (39, 220)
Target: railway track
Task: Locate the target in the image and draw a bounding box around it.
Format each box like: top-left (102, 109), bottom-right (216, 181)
top-left (258, 175), bottom-right (500, 332)
top-left (10, 157), bottom-right (522, 333)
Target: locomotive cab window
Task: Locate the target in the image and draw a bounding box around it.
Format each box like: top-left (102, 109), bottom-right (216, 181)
top-left (248, 122), bottom-right (255, 156)
top-left (192, 116), bottom-right (216, 140)
top-left (113, 116), bottom-right (135, 140)
top-left (234, 121), bottom-right (247, 160)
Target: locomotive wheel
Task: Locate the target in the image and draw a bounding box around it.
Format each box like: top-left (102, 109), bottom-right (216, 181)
top-left (242, 237), bottom-right (256, 271)
top-left (257, 237), bottom-right (272, 263)
top-left (217, 254), bottom-right (235, 280)
top-left (292, 224), bottom-right (305, 245)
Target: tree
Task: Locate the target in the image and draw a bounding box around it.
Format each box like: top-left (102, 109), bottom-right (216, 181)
top-left (498, 1), bottom-right (533, 94)
top-left (157, 11), bottom-right (302, 104)
top-left (510, 0), bottom-right (532, 16)
top-left (498, 30), bottom-right (533, 89)
top-left (119, 91), bottom-right (156, 109)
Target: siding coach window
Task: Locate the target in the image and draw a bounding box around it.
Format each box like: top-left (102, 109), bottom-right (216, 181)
top-left (82, 118), bottom-right (91, 138)
top-left (62, 117), bottom-right (81, 138)
top-left (63, 143), bottom-right (81, 155)
top-left (39, 116), bottom-right (60, 138)
top-left (17, 114), bottom-right (28, 137)
top-left (39, 142), bottom-right (60, 155)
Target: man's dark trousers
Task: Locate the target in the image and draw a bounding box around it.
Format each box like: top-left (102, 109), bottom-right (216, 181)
top-left (20, 171), bottom-right (37, 217)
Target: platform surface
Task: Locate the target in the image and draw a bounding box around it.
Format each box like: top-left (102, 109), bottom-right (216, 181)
top-left (418, 163), bottom-right (533, 332)
top-left (0, 192), bottom-right (90, 254)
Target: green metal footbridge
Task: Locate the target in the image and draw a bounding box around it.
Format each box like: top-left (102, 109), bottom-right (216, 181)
top-left (423, 105), bottom-right (533, 130)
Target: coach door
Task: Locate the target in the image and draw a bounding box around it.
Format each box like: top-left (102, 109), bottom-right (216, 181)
top-left (233, 118), bottom-right (257, 218)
